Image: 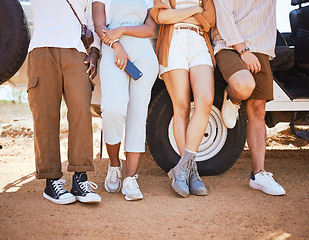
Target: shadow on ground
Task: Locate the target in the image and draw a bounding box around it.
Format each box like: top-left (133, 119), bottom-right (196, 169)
top-left (0, 148), bottom-right (308, 239)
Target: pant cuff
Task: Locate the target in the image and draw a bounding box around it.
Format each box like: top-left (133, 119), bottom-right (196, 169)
top-left (67, 165), bottom-right (94, 173)
top-left (35, 171), bottom-right (63, 179)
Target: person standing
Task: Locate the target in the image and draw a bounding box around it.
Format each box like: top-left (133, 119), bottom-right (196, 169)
top-left (27, 0), bottom-right (101, 204)
top-left (151, 0), bottom-right (216, 197)
top-left (92, 0), bottom-right (158, 201)
top-left (212, 0), bottom-right (286, 195)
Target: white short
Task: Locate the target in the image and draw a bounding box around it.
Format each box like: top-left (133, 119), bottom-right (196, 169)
top-left (159, 28), bottom-right (213, 78)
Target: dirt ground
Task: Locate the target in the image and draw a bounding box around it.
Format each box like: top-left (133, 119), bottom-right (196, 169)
top-left (0, 102), bottom-right (308, 240)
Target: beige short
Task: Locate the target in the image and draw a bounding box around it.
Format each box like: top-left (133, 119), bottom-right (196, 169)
top-left (159, 28), bottom-right (213, 78)
top-left (216, 49), bottom-right (274, 101)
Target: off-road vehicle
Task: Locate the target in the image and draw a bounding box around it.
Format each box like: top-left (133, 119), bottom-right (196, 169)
top-left (1, 0), bottom-right (308, 175)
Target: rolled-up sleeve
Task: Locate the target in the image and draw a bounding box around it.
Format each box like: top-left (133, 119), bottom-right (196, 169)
top-left (150, 0), bottom-right (170, 24)
top-left (213, 0), bottom-right (243, 47)
top-left (86, 0), bottom-right (101, 50)
top-left (194, 0), bottom-right (216, 32)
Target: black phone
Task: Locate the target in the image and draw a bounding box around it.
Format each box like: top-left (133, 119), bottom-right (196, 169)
top-left (125, 59), bottom-right (143, 80)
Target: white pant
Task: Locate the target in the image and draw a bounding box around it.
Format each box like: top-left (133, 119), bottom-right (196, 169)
top-left (100, 36), bottom-right (158, 152)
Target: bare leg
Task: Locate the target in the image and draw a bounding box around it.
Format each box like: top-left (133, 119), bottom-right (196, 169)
top-left (246, 99), bottom-right (266, 174)
top-left (185, 65), bottom-right (214, 152)
top-left (105, 142), bottom-right (121, 167)
top-left (126, 152), bottom-right (140, 177)
top-left (226, 69), bottom-right (256, 104)
top-left (162, 69), bottom-right (191, 155)
top-left (105, 144), bottom-right (140, 177)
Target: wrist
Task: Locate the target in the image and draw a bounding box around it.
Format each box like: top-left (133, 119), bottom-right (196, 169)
top-left (118, 26), bottom-right (125, 35)
top-left (238, 47), bottom-right (250, 56)
top-left (233, 42), bottom-right (246, 52)
top-left (90, 49), bottom-right (100, 59)
top-left (112, 41), bottom-right (121, 49)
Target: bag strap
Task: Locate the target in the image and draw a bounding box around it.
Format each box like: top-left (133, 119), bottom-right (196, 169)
top-left (65, 0), bottom-right (84, 27)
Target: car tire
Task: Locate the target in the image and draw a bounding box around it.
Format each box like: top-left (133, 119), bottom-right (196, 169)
top-left (0, 0), bottom-right (30, 85)
top-left (146, 88), bottom-right (247, 176)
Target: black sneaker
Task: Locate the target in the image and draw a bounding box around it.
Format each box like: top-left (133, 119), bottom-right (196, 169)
top-left (43, 179), bottom-right (76, 205)
top-left (71, 172), bottom-right (101, 203)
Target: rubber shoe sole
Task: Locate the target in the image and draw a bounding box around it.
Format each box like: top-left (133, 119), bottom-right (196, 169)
top-left (105, 179), bottom-right (121, 193)
top-left (249, 181), bottom-right (286, 196)
top-left (190, 187), bottom-right (207, 196)
top-left (121, 188), bottom-right (143, 201)
top-left (43, 192), bottom-right (76, 205)
top-left (168, 169), bottom-right (189, 198)
top-left (76, 194), bottom-right (101, 203)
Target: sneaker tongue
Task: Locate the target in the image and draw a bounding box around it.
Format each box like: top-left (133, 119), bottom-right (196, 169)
top-left (79, 173), bottom-right (88, 182)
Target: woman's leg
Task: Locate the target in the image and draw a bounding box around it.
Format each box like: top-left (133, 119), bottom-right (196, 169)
top-left (186, 64), bottom-right (214, 152)
top-left (100, 50), bottom-right (129, 166)
top-left (185, 64), bottom-right (214, 196)
top-left (125, 152), bottom-right (140, 177)
top-left (100, 50), bottom-right (129, 193)
top-left (162, 69), bottom-right (191, 155)
top-left (162, 69), bottom-right (194, 197)
top-left (124, 50), bottom-right (158, 177)
top-left (105, 143), bottom-right (121, 167)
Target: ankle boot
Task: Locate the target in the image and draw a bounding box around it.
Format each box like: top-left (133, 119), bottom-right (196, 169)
top-left (168, 149), bottom-right (195, 197)
top-left (189, 160), bottom-right (207, 195)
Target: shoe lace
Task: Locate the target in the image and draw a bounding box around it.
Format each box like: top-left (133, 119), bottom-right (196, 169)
top-left (108, 168), bottom-right (121, 183)
top-left (126, 174), bottom-right (139, 190)
top-left (179, 160), bottom-right (192, 183)
top-left (258, 171), bottom-right (280, 185)
top-left (190, 161), bottom-right (201, 182)
top-left (79, 181), bottom-right (98, 193)
top-left (52, 179), bottom-right (68, 195)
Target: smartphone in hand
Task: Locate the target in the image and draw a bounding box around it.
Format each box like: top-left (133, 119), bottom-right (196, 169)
top-left (125, 59), bottom-right (143, 80)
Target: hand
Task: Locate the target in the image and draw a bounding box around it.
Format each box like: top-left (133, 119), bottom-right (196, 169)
top-left (99, 25), bottom-right (108, 40)
top-left (113, 42), bottom-right (129, 71)
top-left (102, 27), bottom-right (123, 46)
top-left (240, 51), bottom-right (261, 74)
top-left (192, 5), bottom-right (203, 14)
top-left (84, 52), bottom-right (99, 79)
top-left (161, 0), bottom-right (171, 8)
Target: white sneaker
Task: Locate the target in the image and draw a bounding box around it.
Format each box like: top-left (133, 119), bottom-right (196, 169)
top-left (121, 174), bottom-right (143, 201)
top-left (105, 160), bottom-right (122, 193)
top-left (221, 90), bottom-right (240, 129)
top-left (249, 171), bottom-right (286, 196)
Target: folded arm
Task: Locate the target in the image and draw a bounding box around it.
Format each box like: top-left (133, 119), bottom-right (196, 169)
top-left (102, 9), bottom-right (156, 45)
top-left (151, 0), bottom-right (203, 24)
top-left (193, 0), bottom-right (216, 32)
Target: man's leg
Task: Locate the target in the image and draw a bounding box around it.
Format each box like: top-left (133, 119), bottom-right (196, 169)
top-left (226, 70), bottom-right (256, 104)
top-left (61, 49), bottom-right (94, 173)
top-left (28, 47), bottom-right (76, 204)
top-left (27, 47), bottom-right (63, 179)
top-left (245, 53), bottom-right (285, 196)
top-left (216, 50), bottom-right (255, 128)
top-left (246, 99), bottom-right (266, 173)
top-left (247, 99), bottom-right (285, 195)
top-left (61, 48), bottom-right (100, 203)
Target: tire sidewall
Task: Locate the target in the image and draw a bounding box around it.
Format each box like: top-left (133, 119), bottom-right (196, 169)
top-left (146, 88), bottom-right (247, 176)
top-left (0, 0), bottom-right (30, 85)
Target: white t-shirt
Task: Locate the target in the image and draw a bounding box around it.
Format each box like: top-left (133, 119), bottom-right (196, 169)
top-left (29, 0), bottom-right (100, 53)
top-left (93, 0), bottom-right (153, 25)
top-left (175, 0), bottom-right (200, 9)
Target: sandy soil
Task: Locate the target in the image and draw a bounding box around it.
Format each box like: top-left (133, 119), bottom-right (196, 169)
top-left (0, 103), bottom-right (308, 240)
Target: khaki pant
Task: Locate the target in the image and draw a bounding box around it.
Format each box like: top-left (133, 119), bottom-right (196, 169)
top-left (27, 47), bottom-right (94, 179)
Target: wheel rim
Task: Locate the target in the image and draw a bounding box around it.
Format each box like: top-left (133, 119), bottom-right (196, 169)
top-left (168, 103), bottom-right (228, 162)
